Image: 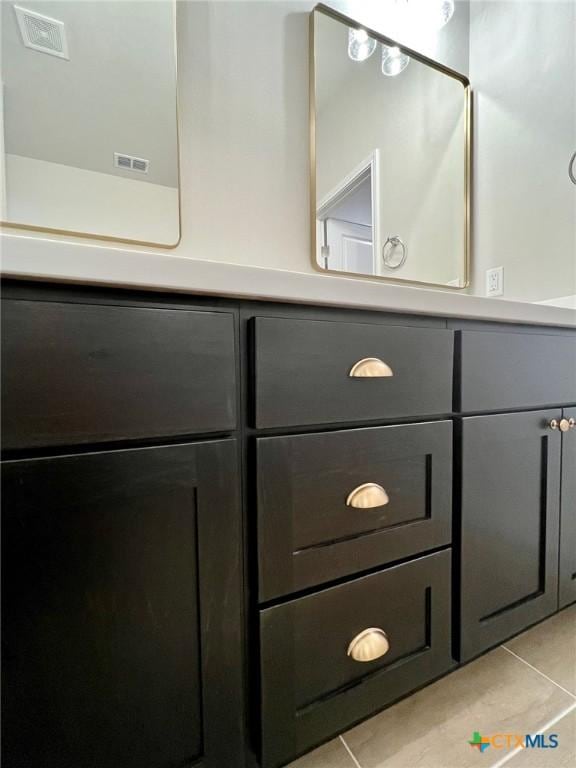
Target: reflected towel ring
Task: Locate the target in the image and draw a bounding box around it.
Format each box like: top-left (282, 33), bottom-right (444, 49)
top-left (569, 151), bottom-right (576, 186)
top-left (382, 236), bottom-right (407, 269)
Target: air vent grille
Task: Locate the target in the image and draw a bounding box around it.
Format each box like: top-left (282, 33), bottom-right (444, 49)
top-left (14, 6), bottom-right (69, 59)
top-left (114, 153), bottom-right (150, 175)
top-left (132, 158), bottom-right (148, 173)
top-left (116, 155), bottom-right (132, 169)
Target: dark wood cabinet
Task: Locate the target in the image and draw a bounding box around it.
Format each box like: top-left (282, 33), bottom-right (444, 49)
top-left (457, 330), bottom-right (576, 413)
top-left (2, 282), bottom-right (576, 768)
top-left (259, 550), bottom-right (452, 768)
top-left (257, 421), bottom-right (452, 600)
top-left (459, 410), bottom-right (561, 661)
top-left (2, 440), bottom-right (244, 768)
top-left (559, 407), bottom-right (576, 608)
top-left (253, 317), bottom-right (453, 428)
top-left (1, 300), bottom-right (237, 450)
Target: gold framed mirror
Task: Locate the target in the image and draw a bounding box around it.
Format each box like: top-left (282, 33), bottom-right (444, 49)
top-left (1, 0), bottom-right (180, 247)
top-left (311, 4), bottom-right (471, 288)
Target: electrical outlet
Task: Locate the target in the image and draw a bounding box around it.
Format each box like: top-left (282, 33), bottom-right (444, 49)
top-left (486, 266), bottom-right (504, 297)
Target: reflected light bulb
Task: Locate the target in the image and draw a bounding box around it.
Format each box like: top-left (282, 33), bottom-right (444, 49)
top-left (434, 0), bottom-right (455, 28)
top-left (348, 27), bottom-right (377, 61)
top-left (381, 45), bottom-right (410, 76)
top-left (409, 0), bottom-right (455, 30)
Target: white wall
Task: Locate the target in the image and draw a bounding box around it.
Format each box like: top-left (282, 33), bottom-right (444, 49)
top-left (6, 154), bottom-right (179, 244)
top-left (175, 0), bottom-right (311, 269)
top-left (469, 0), bottom-right (576, 302)
top-left (0, 83), bottom-right (6, 221)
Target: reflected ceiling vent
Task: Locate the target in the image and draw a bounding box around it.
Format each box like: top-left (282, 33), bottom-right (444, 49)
top-left (114, 153), bottom-right (150, 175)
top-left (14, 5), bottom-right (69, 60)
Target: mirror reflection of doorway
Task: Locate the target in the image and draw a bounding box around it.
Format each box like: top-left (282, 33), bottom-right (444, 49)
top-left (325, 218), bottom-right (372, 273)
top-left (316, 151), bottom-right (379, 275)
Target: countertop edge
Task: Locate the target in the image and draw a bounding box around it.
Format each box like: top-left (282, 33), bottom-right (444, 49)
top-left (1, 233), bottom-right (575, 328)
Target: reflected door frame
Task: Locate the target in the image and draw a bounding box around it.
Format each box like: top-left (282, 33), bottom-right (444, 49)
top-left (316, 150), bottom-right (380, 275)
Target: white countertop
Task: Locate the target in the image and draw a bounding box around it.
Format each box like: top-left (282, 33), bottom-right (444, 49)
top-left (1, 233), bottom-right (575, 328)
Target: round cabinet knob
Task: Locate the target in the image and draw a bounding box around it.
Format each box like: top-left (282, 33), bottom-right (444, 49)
top-left (550, 418), bottom-right (571, 432)
top-left (347, 628), bottom-right (390, 663)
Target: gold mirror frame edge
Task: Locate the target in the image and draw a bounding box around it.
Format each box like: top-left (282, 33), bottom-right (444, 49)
top-left (0, 0), bottom-right (182, 250)
top-left (309, 3), bottom-right (472, 290)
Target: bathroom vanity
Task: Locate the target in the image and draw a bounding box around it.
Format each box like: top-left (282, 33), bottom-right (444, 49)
top-left (2, 0), bottom-right (575, 764)
top-left (2, 279), bottom-right (575, 768)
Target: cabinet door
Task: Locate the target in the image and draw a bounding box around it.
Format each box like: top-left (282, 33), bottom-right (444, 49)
top-left (459, 410), bottom-right (561, 661)
top-left (560, 407), bottom-right (576, 608)
top-left (2, 441), bottom-right (244, 768)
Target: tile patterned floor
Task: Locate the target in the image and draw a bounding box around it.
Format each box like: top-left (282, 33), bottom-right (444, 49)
top-left (288, 605), bottom-right (576, 768)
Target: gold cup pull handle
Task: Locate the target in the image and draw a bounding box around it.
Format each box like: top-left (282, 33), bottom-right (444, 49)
top-left (346, 483), bottom-right (389, 509)
top-left (349, 358), bottom-right (393, 378)
top-left (347, 628), bottom-right (390, 663)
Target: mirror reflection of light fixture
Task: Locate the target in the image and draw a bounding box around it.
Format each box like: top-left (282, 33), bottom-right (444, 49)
top-left (427, 0), bottom-right (455, 29)
top-left (381, 45), bottom-right (410, 76)
top-left (348, 27), bottom-right (377, 61)
top-left (402, 0), bottom-right (455, 30)
top-left (439, 0), bottom-right (455, 27)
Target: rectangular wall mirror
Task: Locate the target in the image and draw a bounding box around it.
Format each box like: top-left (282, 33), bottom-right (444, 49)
top-left (1, 0), bottom-right (180, 247)
top-left (311, 4), bottom-right (470, 288)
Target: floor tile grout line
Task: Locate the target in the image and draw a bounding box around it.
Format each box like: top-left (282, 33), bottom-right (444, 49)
top-left (501, 645), bottom-right (576, 700)
top-left (487, 700), bottom-right (576, 768)
top-left (339, 735), bottom-right (363, 768)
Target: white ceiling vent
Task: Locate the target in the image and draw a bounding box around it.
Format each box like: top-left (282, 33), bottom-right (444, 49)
top-left (114, 153), bottom-right (150, 175)
top-left (14, 6), bottom-right (69, 60)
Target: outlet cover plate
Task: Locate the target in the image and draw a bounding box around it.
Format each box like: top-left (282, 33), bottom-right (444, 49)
top-left (486, 266), bottom-right (504, 297)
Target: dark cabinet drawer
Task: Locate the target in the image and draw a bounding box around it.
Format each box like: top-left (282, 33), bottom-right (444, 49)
top-left (260, 550), bottom-right (452, 768)
top-left (458, 330), bottom-right (576, 412)
top-left (1, 300), bottom-right (236, 449)
top-left (258, 421), bottom-right (452, 600)
top-left (459, 410), bottom-right (561, 661)
top-left (253, 318), bottom-right (453, 428)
